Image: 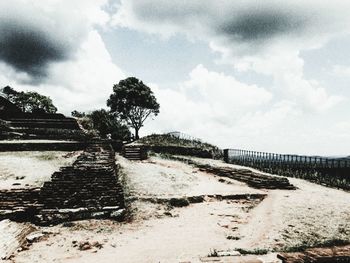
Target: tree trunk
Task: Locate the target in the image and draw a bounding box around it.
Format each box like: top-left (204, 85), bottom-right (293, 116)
top-left (135, 128), bottom-right (139, 140)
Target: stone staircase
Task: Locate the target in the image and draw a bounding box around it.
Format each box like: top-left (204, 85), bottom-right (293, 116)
top-left (123, 145), bottom-right (147, 161)
top-left (0, 142), bottom-right (125, 225)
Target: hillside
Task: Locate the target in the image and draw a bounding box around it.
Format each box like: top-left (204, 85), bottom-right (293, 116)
top-left (136, 133), bottom-right (223, 159)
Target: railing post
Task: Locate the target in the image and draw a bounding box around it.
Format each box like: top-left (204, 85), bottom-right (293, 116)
top-left (224, 149), bottom-right (229, 163)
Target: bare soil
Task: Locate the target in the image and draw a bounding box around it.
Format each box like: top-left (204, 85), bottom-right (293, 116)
top-left (0, 151), bottom-right (80, 189)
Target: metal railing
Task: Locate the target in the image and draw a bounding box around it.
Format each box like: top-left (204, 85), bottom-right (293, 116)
top-left (224, 149), bottom-right (350, 190)
top-left (166, 131), bottom-right (202, 142)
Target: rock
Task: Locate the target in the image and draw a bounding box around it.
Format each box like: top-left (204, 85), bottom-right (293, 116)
top-left (26, 232), bottom-right (44, 243)
top-left (91, 241), bottom-right (103, 249)
top-left (78, 241), bottom-right (92, 251)
top-left (169, 198), bottom-right (190, 207)
top-left (226, 235), bottom-right (240, 240)
top-left (164, 211), bottom-right (173, 217)
top-left (217, 250), bottom-right (241, 257)
top-left (188, 196), bottom-right (204, 203)
top-left (78, 241), bottom-right (102, 251)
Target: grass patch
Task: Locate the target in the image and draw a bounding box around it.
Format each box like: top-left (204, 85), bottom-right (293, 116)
top-left (235, 248), bottom-right (269, 255)
top-left (117, 165), bottom-right (136, 222)
top-left (138, 134), bottom-right (223, 159)
top-left (36, 152), bottom-right (58, 161)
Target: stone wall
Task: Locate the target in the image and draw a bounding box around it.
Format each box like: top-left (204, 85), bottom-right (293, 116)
top-left (0, 116), bottom-right (87, 141)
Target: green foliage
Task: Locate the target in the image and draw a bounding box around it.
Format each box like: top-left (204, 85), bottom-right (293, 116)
top-left (1, 86), bottom-right (17, 101)
top-left (235, 248), bottom-right (269, 255)
top-left (71, 110), bottom-right (86, 118)
top-left (1, 86), bottom-right (57, 113)
top-left (72, 109), bottom-right (131, 141)
top-left (107, 77), bottom-right (160, 139)
top-left (36, 152), bottom-right (57, 161)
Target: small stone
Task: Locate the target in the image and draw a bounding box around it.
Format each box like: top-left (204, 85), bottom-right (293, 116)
top-left (26, 232), bottom-right (44, 243)
top-left (91, 241), bottom-right (103, 249)
top-left (169, 198), bottom-right (190, 207)
top-left (164, 211), bottom-right (173, 217)
top-left (217, 250), bottom-right (241, 257)
top-left (78, 241), bottom-right (92, 250)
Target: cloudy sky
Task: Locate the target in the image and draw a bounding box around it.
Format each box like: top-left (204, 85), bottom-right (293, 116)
top-left (1, 0), bottom-right (350, 155)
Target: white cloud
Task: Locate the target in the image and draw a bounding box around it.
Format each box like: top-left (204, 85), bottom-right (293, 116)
top-left (332, 65), bottom-right (350, 77)
top-left (143, 64), bottom-right (274, 144)
top-left (143, 65), bottom-right (349, 155)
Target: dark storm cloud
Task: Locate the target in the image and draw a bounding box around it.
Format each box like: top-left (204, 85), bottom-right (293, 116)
top-left (0, 21), bottom-right (70, 80)
top-left (219, 11), bottom-right (306, 42)
top-left (115, 0), bottom-right (321, 52)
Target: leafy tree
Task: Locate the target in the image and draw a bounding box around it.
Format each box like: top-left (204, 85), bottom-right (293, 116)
top-left (15, 91), bottom-right (57, 113)
top-left (1, 86), bottom-right (18, 101)
top-left (1, 86), bottom-right (57, 113)
top-left (107, 77), bottom-right (160, 140)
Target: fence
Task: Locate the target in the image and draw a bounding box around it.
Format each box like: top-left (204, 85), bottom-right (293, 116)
top-left (166, 131), bottom-right (202, 142)
top-left (224, 149), bottom-right (350, 190)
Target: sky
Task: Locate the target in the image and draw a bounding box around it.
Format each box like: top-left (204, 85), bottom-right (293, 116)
top-left (0, 0), bottom-right (349, 155)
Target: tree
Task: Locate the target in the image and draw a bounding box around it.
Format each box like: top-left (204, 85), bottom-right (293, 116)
top-left (1, 86), bottom-right (57, 114)
top-left (1, 86), bottom-right (18, 101)
top-left (71, 110), bottom-right (86, 118)
top-left (72, 109), bottom-right (131, 141)
top-left (15, 91), bottom-right (57, 113)
top-left (107, 77), bottom-right (160, 140)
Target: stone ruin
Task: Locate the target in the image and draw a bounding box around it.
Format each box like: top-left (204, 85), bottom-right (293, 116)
top-left (0, 96), bottom-right (86, 140)
top-left (171, 156), bottom-right (296, 190)
top-left (0, 142), bottom-right (125, 225)
top-left (0, 95), bottom-right (125, 225)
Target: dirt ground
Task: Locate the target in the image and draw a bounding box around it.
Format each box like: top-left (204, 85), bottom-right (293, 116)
top-left (0, 151), bottom-right (80, 189)
top-left (1, 154), bottom-right (349, 262)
